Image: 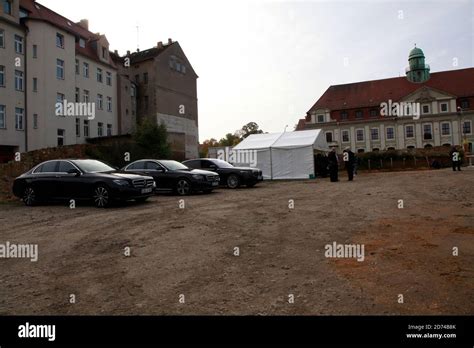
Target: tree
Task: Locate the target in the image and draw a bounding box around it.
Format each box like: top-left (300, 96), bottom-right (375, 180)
top-left (219, 133), bottom-right (240, 147)
top-left (239, 122), bottom-right (263, 139)
top-left (200, 138), bottom-right (219, 157)
top-left (133, 119), bottom-right (171, 158)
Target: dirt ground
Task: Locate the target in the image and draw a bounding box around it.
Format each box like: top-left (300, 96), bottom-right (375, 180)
top-left (0, 169), bottom-right (473, 315)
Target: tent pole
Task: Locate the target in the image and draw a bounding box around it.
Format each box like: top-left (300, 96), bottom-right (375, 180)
top-left (270, 147), bottom-right (273, 180)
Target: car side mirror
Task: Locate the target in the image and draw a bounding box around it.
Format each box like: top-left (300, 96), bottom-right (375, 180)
top-left (67, 168), bottom-right (81, 176)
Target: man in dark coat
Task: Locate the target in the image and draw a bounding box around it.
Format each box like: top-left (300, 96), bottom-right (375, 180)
top-left (343, 147), bottom-right (355, 181)
top-left (450, 146), bottom-right (462, 171)
top-left (327, 148), bottom-right (339, 182)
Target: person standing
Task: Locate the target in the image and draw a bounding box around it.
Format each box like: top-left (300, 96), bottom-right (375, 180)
top-left (343, 147), bottom-right (355, 181)
top-left (327, 148), bottom-right (339, 182)
top-left (450, 146), bottom-right (461, 171)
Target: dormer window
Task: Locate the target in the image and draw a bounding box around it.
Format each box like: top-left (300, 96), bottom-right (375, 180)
top-left (3, 0), bottom-right (12, 15)
top-left (317, 115), bottom-right (325, 123)
top-left (340, 111), bottom-right (348, 120)
top-left (102, 47), bottom-right (107, 59)
top-left (79, 38), bottom-right (85, 48)
top-left (355, 110), bottom-right (363, 119)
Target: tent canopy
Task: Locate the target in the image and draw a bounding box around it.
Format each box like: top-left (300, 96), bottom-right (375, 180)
top-left (233, 129), bottom-right (329, 180)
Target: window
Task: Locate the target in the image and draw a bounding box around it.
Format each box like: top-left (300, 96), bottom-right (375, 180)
top-left (57, 129), bottom-right (65, 146)
top-left (56, 93), bottom-right (65, 104)
top-left (340, 111), bottom-right (348, 120)
top-left (0, 65), bottom-right (4, 86)
top-left (84, 120), bottom-right (89, 137)
top-left (370, 109), bottom-right (378, 118)
top-left (422, 104), bottom-right (430, 114)
top-left (317, 115), bottom-right (325, 123)
top-left (83, 62), bottom-right (89, 78)
top-left (357, 149), bottom-right (365, 154)
top-left (96, 68), bottom-right (103, 83)
top-left (423, 124), bottom-right (433, 140)
top-left (460, 99), bottom-right (470, 109)
top-left (75, 118), bottom-right (80, 137)
top-left (0, 105), bottom-right (5, 128)
top-left (75, 59), bottom-right (79, 74)
top-left (15, 70), bottom-right (23, 91)
top-left (83, 90), bottom-right (89, 103)
top-left (75, 88), bottom-right (80, 102)
top-left (102, 47), bottom-right (107, 59)
top-left (440, 102), bottom-right (448, 113)
top-left (32, 77), bottom-right (37, 92)
top-left (98, 122), bottom-right (104, 137)
top-left (135, 74), bottom-right (139, 83)
top-left (355, 110), bottom-right (363, 119)
top-left (463, 120), bottom-right (472, 135)
top-left (97, 94), bottom-right (103, 109)
top-left (0, 29), bottom-right (5, 48)
top-left (33, 114), bottom-right (38, 129)
top-left (131, 85), bottom-right (136, 97)
top-left (56, 33), bottom-right (64, 48)
top-left (32, 44), bottom-right (37, 58)
top-left (342, 130), bottom-right (350, 143)
top-left (56, 59), bottom-right (64, 79)
top-left (371, 128), bottom-right (379, 141)
top-left (107, 124), bottom-right (112, 136)
top-left (107, 97), bottom-right (112, 112)
top-left (325, 131), bottom-right (333, 143)
top-left (386, 127), bottom-right (395, 140)
top-left (15, 108), bottom-right (24, 130)
top-left (127, 161), bottom-right (146, 170)
top-left (59, 161), bottom-right (76, 173)
top-left (35, 161), bottom-right (58, 173)
top-left (79, 38), bottom-right (85, 48)
top-left (387, 147), bottom-right (395, 151)
top-left (144, 96), bottom-right (149, 110)
top-left (143, 72), bottom-right (148, 84)
top-left (441, 122), bottom-right (451, 136)
top-left (14, 35), bottom-right (23, 54)
top-left (106, 72), bottom-right (112, 86)
top-left (181, 65), bottom-right (186, 74)
top-left (4, 0), bottom-right (12, 15)
top-left (356, 129), bottom-right (364, 142)
top-left (405, 125), bottom-right (414, 138)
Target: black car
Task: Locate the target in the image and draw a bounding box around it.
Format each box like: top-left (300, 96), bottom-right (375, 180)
top-left (182, 158), bottom-right (263, 189)
top-left (122, 159), bottom-right (220, 196)
top-left (12, 159), bottom-right (155, 208)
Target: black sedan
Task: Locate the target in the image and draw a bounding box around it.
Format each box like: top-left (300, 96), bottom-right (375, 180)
top-left (12, 159), bottom-right (156, 208)
top-left (122, 159), bottom-right (220, 195)
top-left (182, 158), bottom-right (263, 189)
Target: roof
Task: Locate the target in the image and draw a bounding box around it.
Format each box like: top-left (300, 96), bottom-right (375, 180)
top-left (20, 0), bottom-right (117, 69)
top-left (308, 67), bottom-right (474, 113)
top-left (128, 44), bottom-right (175, 64)
top-left (234, 130), bottom-right (328, 151)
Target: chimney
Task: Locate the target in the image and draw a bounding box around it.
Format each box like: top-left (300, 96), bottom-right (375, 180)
top-left (127, 50), bottom-right (130, 56)
top-left (114, 50), bottom-right (118, 55)
top-left (168, 38), bottom-right (172, 45)
top-left (77, 19), bottom-right (89, 30)
top-left (157, 41), bottom-right (163, 49)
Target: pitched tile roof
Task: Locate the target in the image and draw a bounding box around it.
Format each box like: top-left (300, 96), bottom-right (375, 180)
top-left (308, 67), bottom-right (474, 113)
top-left (128, 44), bottom-right (175, 64)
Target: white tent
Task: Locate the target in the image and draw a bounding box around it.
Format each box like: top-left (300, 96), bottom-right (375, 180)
top-left (232, 129), bottom-right (329, 180)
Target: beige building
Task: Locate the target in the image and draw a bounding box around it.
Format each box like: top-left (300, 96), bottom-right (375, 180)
top-left (0, 0), bottom-right (26, 159)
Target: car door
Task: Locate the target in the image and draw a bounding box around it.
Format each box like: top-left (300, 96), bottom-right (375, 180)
top-left (56, 161), bottom-right (84, 199)
top-left (201, 160), bottom-right (225, 180)
top-left (32, 161), bottom-right (60, 199)
top-left (150, 162), bottom-right (172, 190)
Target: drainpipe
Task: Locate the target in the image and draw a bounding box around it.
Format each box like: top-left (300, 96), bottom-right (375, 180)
top-left (23, 24), bottom-right (29, 152)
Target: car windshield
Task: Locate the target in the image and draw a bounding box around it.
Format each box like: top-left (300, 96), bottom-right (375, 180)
top-left (160, 160), bottom-right (190, 171)
top-left (73, 160), bottom-right (116, 173)
top-left (211, 159), bottom-right (234, 168)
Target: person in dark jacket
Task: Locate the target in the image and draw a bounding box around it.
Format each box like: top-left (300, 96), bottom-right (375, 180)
top-left (343, 147), bottom-right (355, 181)
top-left (327, 148), bottom-right (339, 182)
top-left (449, 146), bottom-right (462, 171)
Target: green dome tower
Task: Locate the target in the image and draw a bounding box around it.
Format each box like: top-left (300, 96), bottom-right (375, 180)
top-left (406, 45), bottom-right (430, 83)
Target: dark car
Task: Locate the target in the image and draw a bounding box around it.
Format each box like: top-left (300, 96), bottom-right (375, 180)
top-left (182, 158), bottom-right (263, 189)
top-left (122, 159), bottom-right (220, 196)
top-left (12, 159), bottom-right (155, 208)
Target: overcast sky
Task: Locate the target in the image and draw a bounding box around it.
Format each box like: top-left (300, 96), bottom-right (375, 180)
top-left (40, 0), bottom-right (473, 142)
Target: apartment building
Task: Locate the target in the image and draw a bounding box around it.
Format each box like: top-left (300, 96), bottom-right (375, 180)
top-left (126, 40), bottom-right (199, 160)
top-left (0, 0), bottom-right (26, 160)
top-left (296, 48), bottom-right (474, 154)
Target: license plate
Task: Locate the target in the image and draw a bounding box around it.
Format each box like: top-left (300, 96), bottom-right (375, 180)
top-left (212, 181), bottom-right (218, 186)
top-left (141, 188), bottom-right (152, 194)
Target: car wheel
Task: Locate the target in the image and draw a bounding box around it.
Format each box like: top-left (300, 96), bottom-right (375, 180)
top-left (23, 186), bottom-right (36, 206)
top-left (227, 175), bottom-right (240, 189)
top-left (176, 179), bottom-right (191, 196)
top-left (93, 185), bottom-right (110, 208)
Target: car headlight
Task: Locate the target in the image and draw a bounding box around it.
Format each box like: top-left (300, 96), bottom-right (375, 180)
top-left (192, 174), bottom-right (204, 180)
top-left (113, 179), bottom-right (130, 186)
